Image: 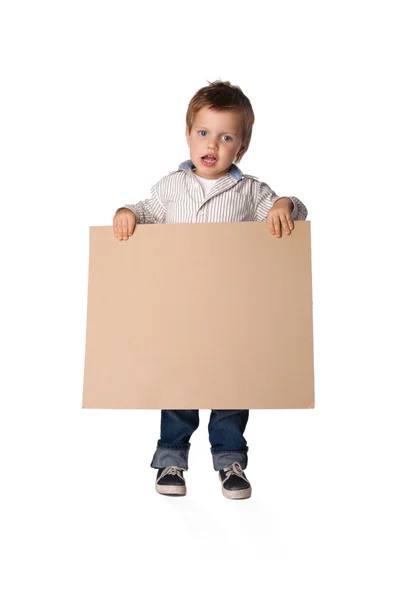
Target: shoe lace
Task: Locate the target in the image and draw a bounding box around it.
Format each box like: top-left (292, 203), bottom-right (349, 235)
top-left (223, 462), bottom-right (247, 482)
top-left (158, 466), bottom-right (185, 481)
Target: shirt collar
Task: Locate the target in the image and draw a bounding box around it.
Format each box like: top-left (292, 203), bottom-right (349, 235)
top-left (178, 160), bottom-right (243, 182)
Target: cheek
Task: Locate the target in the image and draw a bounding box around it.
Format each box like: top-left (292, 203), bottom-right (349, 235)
top-left (227, 143), bottom-right (241, 157)
top-left (190, 135), bottom-right (200, 149)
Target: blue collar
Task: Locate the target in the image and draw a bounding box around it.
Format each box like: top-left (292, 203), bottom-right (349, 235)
top-left (178, 160), bottom-right (243, 182)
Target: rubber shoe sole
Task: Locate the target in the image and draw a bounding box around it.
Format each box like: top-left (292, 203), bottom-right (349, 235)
top-left (155, 482), bottom-right (186, 496)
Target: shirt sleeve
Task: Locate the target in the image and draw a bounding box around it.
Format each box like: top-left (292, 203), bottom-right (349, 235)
top-left (256, 181), bottom-right (308, 221)
top-left (114, 184), bottom-right (166, 224)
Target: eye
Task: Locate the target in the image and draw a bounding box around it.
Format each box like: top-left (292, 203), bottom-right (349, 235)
top-left (222, 135), bottom-right (232, 142)
top-left (198, 130), bottom-right (207, 137)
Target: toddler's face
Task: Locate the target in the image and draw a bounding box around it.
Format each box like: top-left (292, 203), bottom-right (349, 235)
top-left (186, 107), bottom-right (245, 179)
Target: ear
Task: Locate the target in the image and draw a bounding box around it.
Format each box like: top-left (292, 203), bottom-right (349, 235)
top-left (185, 126), bottom-right (190, 146)
top-left (237, 142), bottom-right (248, 161)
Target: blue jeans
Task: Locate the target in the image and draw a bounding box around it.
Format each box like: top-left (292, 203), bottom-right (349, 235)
top-left (150, 409), bottom-right (249, 471)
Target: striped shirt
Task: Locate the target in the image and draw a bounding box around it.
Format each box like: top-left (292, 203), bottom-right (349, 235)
top-left (118, 160), bottom-right (308, 224)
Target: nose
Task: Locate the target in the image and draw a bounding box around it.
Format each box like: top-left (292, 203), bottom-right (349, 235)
top-left (207, 136), bottom-right (218, 150)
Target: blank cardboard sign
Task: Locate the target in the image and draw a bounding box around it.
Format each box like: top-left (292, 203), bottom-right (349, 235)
top-left (82, 222), bottom-right (314, 409)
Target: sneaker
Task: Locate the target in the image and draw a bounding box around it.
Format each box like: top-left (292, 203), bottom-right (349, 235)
top-left (155, 466), bottom-right (186, 496)
top-left (219, 462), bottom-right (252, 499)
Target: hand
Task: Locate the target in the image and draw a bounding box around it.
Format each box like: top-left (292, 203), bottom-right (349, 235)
top-left (266, 197), bottom-right (294, 238)
top-left (113, 209), bottom-right (137, 241)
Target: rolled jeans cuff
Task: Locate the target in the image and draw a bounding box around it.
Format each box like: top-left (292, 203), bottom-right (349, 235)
top-left (150, 443), bottom-right (190, 470)
top-left (211, 450), bottom-right (248, 471)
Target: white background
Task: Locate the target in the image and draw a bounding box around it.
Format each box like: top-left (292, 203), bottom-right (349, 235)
top-left (1, 0), bottom-right (399, 598)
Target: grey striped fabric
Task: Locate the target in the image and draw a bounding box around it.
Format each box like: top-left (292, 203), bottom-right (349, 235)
top-left (118, 160), bottom-right (308, 224)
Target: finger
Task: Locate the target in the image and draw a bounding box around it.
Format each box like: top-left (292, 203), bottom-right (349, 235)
top-left (118, 218), bottom-right (124, 240)
top-left (113, 218), bottom-right (119, 238)
top-left (273, 216), bottom-right (281, 237)
top-left (128, 216), bottom-right (135, 237)
top-left (267, 215), bottom-right (275, 235)
top-left (122, 221), bottom-right (128, 240)
top-left (280, 215), bottom-right (291, 235)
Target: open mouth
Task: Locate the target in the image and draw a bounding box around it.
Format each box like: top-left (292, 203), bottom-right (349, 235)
top-left (201, 154), bottom-right (217, 165)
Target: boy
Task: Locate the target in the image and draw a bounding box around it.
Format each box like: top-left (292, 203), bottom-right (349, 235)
top-left (113, 81), bottom-right (308, 500)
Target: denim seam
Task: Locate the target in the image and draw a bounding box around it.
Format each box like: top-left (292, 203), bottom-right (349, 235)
top-left (211, 447), bottom-right (248, 454)
top-left (157, 442), bottom-right (191, 450)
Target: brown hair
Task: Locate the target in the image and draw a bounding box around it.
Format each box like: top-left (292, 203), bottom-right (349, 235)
top-left (186, 80), bottom-right (255, 163)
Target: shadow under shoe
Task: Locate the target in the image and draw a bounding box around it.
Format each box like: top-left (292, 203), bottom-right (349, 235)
top-left (219, 462), bottom-right (252, 500)
top-left (155, 466), bottom-right (186, 496)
